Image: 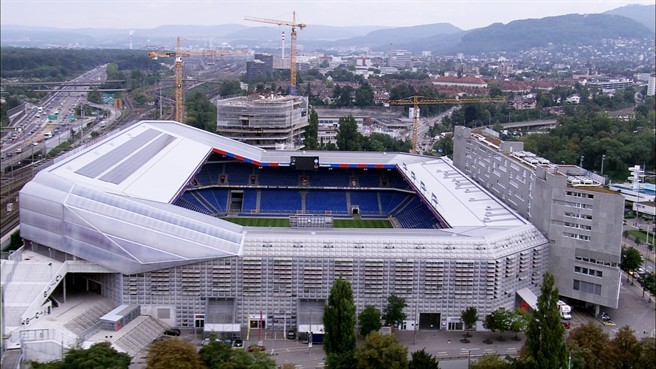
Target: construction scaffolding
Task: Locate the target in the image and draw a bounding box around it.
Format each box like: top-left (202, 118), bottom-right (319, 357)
top-left (216, 95), bottom-right (309, 150)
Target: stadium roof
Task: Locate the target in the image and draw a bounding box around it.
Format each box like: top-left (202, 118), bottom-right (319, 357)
top-left (19, 120), bottom-right (532, 274)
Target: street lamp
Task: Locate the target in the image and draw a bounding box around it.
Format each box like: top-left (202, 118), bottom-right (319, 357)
top-left (601, 154), bottom-right (606, 177)
top-left (308, 308), bottom-right (313, 351)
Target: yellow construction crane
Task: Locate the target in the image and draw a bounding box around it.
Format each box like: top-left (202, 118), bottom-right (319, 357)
top-left (148, 36), bottom-right (248, 123)
top-left (389, 96), bottom-right (506, 154)
top-left (245, 12), bottom-right (306, 94)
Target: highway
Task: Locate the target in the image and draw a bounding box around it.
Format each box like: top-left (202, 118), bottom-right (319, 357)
top-left (0, 65), bottom-right (126, 240)
top-left (0, 65), bottom-right (109, 171)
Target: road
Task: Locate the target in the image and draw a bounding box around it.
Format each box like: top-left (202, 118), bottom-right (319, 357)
top-left (416, 107), bottom-right (457, 154)
top-left (1, 65), bottom-right (109, 171)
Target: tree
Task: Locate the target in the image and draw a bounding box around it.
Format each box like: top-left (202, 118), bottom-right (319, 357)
top-left (409, 348), bottom-right (440, 369)
top-left (522, 273), bottom-right (567, 369)
top-left (185, 92), bottom-right (217, 132)
top-left (488, 83), bottom-right (503, 98)
top-left (610, 326), bottom-right (640, 369)
top-left (484, 308), bottom-right (514, 340)
top-left (461, 307), bottom-right (478, 333)
top-left (566, 322), bottom-right (613, 369)
top-left (354, 332), bottom-right (409, 369)
top-left (146, 338), bottom-right (204, 369)
top-left (87, 88), bottom-right (102, 104)
top-left (509, 310), bottom-right (529, 341)
top-left (383, 295), bottom-right (407, 328)
top-left (621, 247), bottom-right (642, 278)
top-left (355, 83), bottom-right (374, 107)
top-left (335, 115), bottom-right (363, 151)
top-left (470, 353), bottom-right (513, 369)
top-left (220, 80), bottom-right (243, 96)
top-left (304, 109), bottom-right (319, 150)
top-left (230, 350), bottom-right (276, 369)
top-left (358, 305), bottom-right (382, 337)
top-left (198, 334), bottom-right (233, 369)
top-left (31, 342), bottom-right (131, 369)
top-left (636, 337), bottom-right (656, 369)
top-left (324, 277), bottom-right (357, 369)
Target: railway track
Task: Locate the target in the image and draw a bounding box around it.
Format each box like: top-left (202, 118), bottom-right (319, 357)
top-left (0, 164), bottom-right (39, 237)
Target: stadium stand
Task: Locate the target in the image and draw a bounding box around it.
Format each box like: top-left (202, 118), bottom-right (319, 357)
top-left (394, 197), bottom-right (439, 229)
top-left (258, 189), bottom-right (302, 214)
top-left (256, 167), bottom-right (298, 186)
top-left (178, 159), bottom-right (442, 228)
top-left (306, 169), bottom-right (350, 187)
top-left (242, 190), bottom-right (258, 213)
top-left (224, 163), bottom-right (252, 184)
top-left (356, 172), bottom-right (381, 187)
top-left (349, 191), bottom-right (381, 215)
top-left (379, 191), bottom-right (412, 214)
top-left (197, 188), bottom-right (229, 214)
top-left (173, 195), bottom-right (212, 215)
top-left (306, 190), bottom-right (348, 214)
top-left (194, 163), bottom-right (223, 186)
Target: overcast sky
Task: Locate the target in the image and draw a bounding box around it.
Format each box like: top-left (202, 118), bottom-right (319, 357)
top-left (2, 0), bottom-right (652, 30)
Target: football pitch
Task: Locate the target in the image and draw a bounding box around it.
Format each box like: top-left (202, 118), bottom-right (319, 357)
top-left (223, 217), bottom-right (392, 228)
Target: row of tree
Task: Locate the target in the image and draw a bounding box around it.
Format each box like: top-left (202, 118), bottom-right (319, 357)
top-left (521, 98), bottom-right (655, 181)
top-left (323, 278), bottom-right (440, 369)
top-left (322, 273), bottom-right (624, 369)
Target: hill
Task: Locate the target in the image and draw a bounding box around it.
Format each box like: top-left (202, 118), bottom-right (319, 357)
top-left (446, 13), bottom-right (653, 54)
top-left (605, 4), bottom-right (656, 32)
top-left (330, 23), bottom-right (462, 49)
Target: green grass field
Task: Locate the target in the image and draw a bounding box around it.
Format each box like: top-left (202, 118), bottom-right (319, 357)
top-left (223, 217), bottom-right (392, 228)
top-left (224, 217), bottom-right (290, 227)
top-left (333, 219), bottom-right (393, 228)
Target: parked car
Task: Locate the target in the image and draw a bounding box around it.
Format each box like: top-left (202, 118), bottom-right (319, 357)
top-left (164, 328), bottom-right (181, 336)
top-left (233, 339), bottom-right (244, 348)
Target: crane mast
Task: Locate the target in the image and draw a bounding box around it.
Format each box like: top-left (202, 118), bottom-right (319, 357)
top-left (148, 37), bottom-right (247, 123)
top-left (389, 96), bottom-right (506, 154)
top-left (245, 12), bottom-right (306, 94)
top-left (174, 36), bottom-right (184, 123)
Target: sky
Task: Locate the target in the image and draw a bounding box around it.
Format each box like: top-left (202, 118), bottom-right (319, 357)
top-left (1, 0), bottom-right (653, 31)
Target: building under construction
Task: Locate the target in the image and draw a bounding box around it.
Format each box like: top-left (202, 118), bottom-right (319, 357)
top-left (216, 95), bottom-right (308, 150)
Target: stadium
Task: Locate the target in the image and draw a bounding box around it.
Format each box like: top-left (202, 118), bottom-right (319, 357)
top-left (4, 120), bottom-right (548, 357)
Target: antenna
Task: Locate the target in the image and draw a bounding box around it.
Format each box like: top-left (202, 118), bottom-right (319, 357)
top-left (129, 30), bottom-right (134, 50)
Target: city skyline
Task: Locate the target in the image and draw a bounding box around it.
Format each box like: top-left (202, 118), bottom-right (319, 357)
top-left (1, 0), bottom-right (653, 32)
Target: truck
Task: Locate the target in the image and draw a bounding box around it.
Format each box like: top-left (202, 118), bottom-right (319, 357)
top-left (44, 131), bottom-right (53, 139)
top-left (557, 300), bottom-right (572, 320)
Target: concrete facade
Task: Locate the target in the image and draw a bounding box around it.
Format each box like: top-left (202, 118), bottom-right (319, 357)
top-left (453, 126), bottom-right (624, 309)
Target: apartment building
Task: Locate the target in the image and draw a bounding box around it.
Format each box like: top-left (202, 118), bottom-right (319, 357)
top-left (453, 126), bottom-right (623, 311)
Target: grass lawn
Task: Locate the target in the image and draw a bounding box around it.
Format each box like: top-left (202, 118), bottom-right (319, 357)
top-left (333, 218), bottom-right (393, 228)
top-left (224, 217), bottom-right (290, 227)
top-left (223, 217), bottom-right (392, 228)
top-left (626, 229), bottom-right (655, 247)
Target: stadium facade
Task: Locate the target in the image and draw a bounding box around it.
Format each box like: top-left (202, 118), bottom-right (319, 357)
top-left (9, 120), bottom-right (551, 344)
top-left (453, 126), bottom-right (623, 311)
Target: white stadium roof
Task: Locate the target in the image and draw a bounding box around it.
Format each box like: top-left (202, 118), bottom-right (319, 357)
top-left (19, 121), bottom-right (534, 274)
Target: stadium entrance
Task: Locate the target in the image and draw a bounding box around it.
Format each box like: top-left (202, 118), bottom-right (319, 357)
top-left (230, 191), bottom-right (244, 213)
top-left (419, 313), bottom-right (442, 330)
